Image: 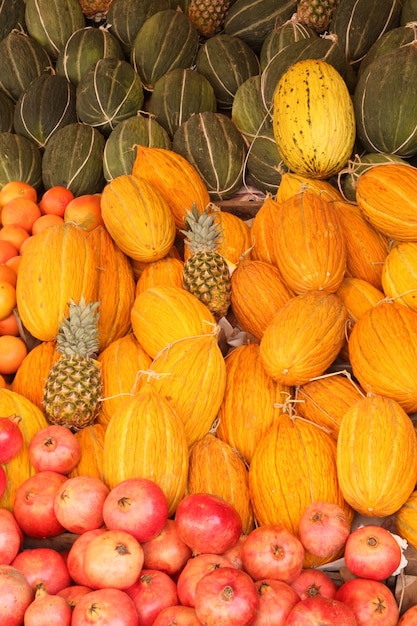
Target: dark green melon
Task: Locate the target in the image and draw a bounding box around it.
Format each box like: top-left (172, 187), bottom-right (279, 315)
top-left (329, 0), bottom-right (403, 69)
top-left (401, 0), bottom-right (417, 24)
top-left (13, 74), bottom-right (78, 149)
top-left (0, 132), bottom-right (42, 191)
top-left (353, 42), bottom-right (417, 157)
top-left (358, 23), bottom-right (417, 79)
top-left (130, 9), bottom-right (199, 91)
top-left (232, 75), bottom-right (272, 142)
top-left (173, 111), bottom-right (247, 200)
top-left (76, 58), bottom-right (144, 136)
top-left (148, 68), bottom-right (217, 138)
top-left (42, 122), bottom-right (105, 195)
top-left (0, 0), bottom-right (26, 41)
top-left (195, 34), bottom-right (260, 110)
top-left (55, 26), bottom-right (125, 86)
top-left (103, 113), bottom-right (171, 181)
top-left (224, 0), bottom-right (296, 53)
top-left (25, 0), bottom-right (86, 60)
top-left (105, 0), bottom-right (171, 55)
top-left (260, 34), bottom-right (356, 112)
top-left (260, 17), bottom-right (318, 72)
top-left (247, 130), bottom-right (288, 195)
top-left (341, 152), bottom-right (409, 201)
top-left (0, 92), bottom-right (15, 133)
top-left (0, 31), bottom-right (53, 102)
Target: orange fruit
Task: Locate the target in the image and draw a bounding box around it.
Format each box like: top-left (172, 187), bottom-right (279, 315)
top-left (0, 373), bottom-right (8, 388)
top-left (0, 311), bottom-right (19, 336)
top-left (0, 240), bottom-right (19, 264)
top-left (0, 263), bottom-right (17, 287)
top-left (0, 335), bottom-right (28, 375)
top-left (0, 181), bottom-right (37, 208)
top-left (6, 255), bottom-right (22, 277)
top-left (1, 197), bottom-right (42, 233)
top-left (64, 193), bottom-right (104, 232)
top-left (0, 224), bottom-right (30, 251)
top-left (0, 281), bottom-right (17, 320)
top-left (32, 214), bottom-right (65, 235)
top-left (39, 185), bottom-right (75, 217)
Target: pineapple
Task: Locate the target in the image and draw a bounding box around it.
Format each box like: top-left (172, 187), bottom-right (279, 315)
top-left (43, 297), bottom-right (103, 431)
top-left (296, 0), bottom-right (340, 32)
top-left (181, 204), bottom-right (231, 320)
top-left (187, 0), bottom-right (232, 38)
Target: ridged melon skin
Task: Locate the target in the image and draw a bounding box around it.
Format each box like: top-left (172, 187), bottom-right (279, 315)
top-left (55, 26), bottom-right (125, 86)
top-left (0, 132), bottom-right (42, 191)
top-left (0, 0), bottom-right (26, 41)
top-left (0, 31), bottom-right (52, 102)
top-left (130, 9), bottom-right (199, 91)
top-left (0, 93), bottom-right (15, 133)
top-left (13, 74), bottom-right (78, 148)
top-left (25, 0), bottom-right (86, 60)
top-left (76, 58), bottom-right (144, 137)
top-left (42, 122), bottom-right (105, 196)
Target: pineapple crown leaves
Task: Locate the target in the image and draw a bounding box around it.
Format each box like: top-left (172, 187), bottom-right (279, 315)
top-left (56, 296), bottom-right (100, 358)
top-left (180, 202), bottom-right (223, 253)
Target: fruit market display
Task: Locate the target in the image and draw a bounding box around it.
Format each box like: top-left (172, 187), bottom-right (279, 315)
top-left (3, 0), bottom-right (417, 623)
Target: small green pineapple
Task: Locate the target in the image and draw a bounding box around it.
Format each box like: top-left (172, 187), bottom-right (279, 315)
top-left (43, 297), bottom-right (103, 431)
top-left (187, 0), bottom-right (232, 38)
top-left (181, 204), bottom-right (231, 320)
top-left (296, 0), bottom-right (340, 32)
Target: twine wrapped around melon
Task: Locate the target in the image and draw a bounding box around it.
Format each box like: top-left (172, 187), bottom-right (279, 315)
top-left (132, 146), bottom-right (210, 231)
top-left (12, 341), bottom-right (60, 411)
top-left (340, 152), bottom-right (409, 202)
top-left (0, 388), bottom-right (48, 510)
top-left (15, 223), bottom-right (98, 342)
top-left (296, 372), bottom-right (364, 440)
top-left (348, 300), bottom-right (417, 413)
top-left (260, 17), bottom-right (317, 72)
top-left (103, 384), bottom-right (189, 517)
top-left (272, 58), bottom-right (356, 179)
top-left (230, 258), bottom-right (293, 341)
top-left (273, 190), bottom-right (346, 294)
top-left (216, 343), bottom-right (291, 465)
top-left (100, 174), bottom-right (176, 263)
top-left (382, 241), bottom-right (417, 312)
top-left (332, 199), bottom-right (389, 290)
top-left (144, 332), bottom-right (226, 447)
top-left (249, 411), bottom-right (354, 567)
top-left (86, 225), bottom-right (136, 351)
top-left (395, 490), bottom-right (417, 551)
top-left (259, 290), bottom-right (347, 386)
top-left (356, 163), bottom-right (417, 241)
top-left (97, 333), bottom-right (152, 427)
top-left (336, 393), bottom-right (417, 517)
top-left (131, 285), bottom-right (216, 360)
top-left (70, 422), bottom-right (106, 482)
top-left (187, 433), bottom-right (255, 535)
top-left (276, 171), bottom-right (343, 203)
top-left (336, 277), bottom-right (385, 323)
top-left (0, 132), bottom-right (42, 192)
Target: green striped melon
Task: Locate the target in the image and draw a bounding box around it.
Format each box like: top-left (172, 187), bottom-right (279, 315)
top-left (25, 0), bottom-right (85, 60)
top-left (353, 43), bottom-right (417, 157)
top-left (76, 58), bottom-right (144, 137)
top-left (401, 0), bottom-right (417, 24)
top-left (148, 68), bottom-right (217, 138)
top-left (247, 131), bottom-right (287, 195)
top-left (13, 74), bottom-right (77, 149)
top-left (173, 111), bottom-right (247, 201)
top-left (329, 0), bottom-right (403, 69)
top-left (0, 93), bottom-right (15, 133)
top-left (0, 0), bottom-right (26, 41)
top-left (260, 17), bottom-right (318, 71)
top-left (232, 75), bottom-right (271, 142)
top-left (0, 132), bottom-right (42, 191)
top-left (195, 33), bottom-right (260, 109)
top-left (130, 9), bottom-right (199, 91)
top-left (55, 26), bottom-right (125, 86)
top-left (0, 31), bottom-right (52, 102)
top-left (103, 114), bottom-right (171, 181)
top-left (358, 23), bottom-right (417, 80)
top-left (224, 0), bottom-right (296, 53)
top-left (105, 0), bottom-right (171, 55)
top-left (42, 122), bottom-right (105, 195)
